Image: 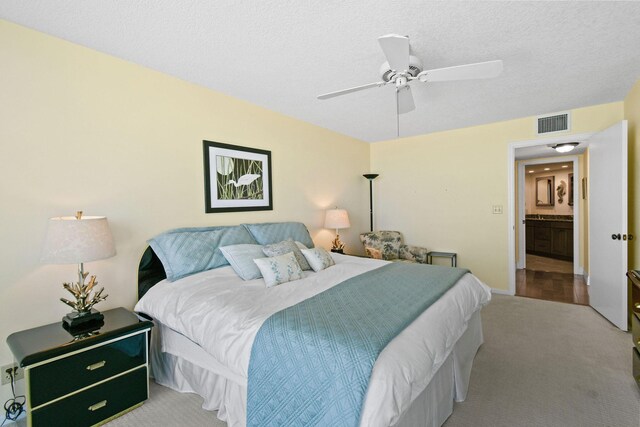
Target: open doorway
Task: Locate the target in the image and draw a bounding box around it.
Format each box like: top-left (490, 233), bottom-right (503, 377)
top-left (516, 159), bottom-right (588, 305)
top-left (508, 123), bottom-right (629, 329)
top-left (506, 132), bottom-right (593, 305)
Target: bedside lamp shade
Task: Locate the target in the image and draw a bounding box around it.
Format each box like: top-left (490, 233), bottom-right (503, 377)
top-left (324, 209), bottom-right (351, 230)
top-left (325, 208), bottom-right (350, 253)
top-left (41, 216), bottom-right (116, 264)
top-left (41, 213), bottom-right (115, 330)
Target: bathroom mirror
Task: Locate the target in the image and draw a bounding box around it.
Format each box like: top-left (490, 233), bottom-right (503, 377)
top-left (536, 176), bottom-right (555, 206)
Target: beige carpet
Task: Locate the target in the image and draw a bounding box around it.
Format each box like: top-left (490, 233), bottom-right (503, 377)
top-left (107, 295), bottom-right (640, 427)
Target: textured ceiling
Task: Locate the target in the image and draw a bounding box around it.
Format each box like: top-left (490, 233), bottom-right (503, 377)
top-left (1, 1), bottom-right (639, 142)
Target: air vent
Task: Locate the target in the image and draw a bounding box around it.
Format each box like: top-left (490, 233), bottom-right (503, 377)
top-left (537, 112), bottom-right (570, 135)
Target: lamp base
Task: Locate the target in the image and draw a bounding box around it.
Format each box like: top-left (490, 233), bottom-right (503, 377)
top-left (331, 248), bottom-right (344, 254)
top-left (62, 309), bottom-right (104, 330)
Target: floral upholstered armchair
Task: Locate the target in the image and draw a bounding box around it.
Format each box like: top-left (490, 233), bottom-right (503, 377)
top-left (359, 231), bottom-right (429, 264)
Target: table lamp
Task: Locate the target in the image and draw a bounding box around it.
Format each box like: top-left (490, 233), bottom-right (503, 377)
top-left (41, 211), bottom-right (116, 329)
top-left (324, 208), bottom-right (350, 253)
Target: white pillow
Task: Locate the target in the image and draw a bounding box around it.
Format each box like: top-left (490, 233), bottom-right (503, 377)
top-left (219, 244), bottom-right (265, 281)
top-left (253, 252), bottom-right (304, 287)
top-left (301, 247), bottom-right (335, 272)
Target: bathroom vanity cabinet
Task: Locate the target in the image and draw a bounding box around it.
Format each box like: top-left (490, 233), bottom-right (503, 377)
top-left (525, 219), bottom-right (573, 261)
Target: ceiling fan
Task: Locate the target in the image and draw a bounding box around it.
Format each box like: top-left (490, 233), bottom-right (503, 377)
top-left (317, 34), bottom-right (503, 134)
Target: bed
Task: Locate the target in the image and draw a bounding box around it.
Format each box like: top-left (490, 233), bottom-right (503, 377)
top-left (134, 222), bottom-right (491, 427)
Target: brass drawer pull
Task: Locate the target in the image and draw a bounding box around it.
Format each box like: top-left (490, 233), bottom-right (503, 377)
top-left (86, 361), bottom-right (106, 371)
top-left (88, 400), bottom-right (107, 411)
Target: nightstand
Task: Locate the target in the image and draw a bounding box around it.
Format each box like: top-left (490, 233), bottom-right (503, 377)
top-left (427, 251), bottom-right (457, 267)
top-left (6, 307), bottom-right (153, 426)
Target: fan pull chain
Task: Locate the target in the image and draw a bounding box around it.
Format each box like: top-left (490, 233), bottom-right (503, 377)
top-left (396, 89), bottom-right (400, 138)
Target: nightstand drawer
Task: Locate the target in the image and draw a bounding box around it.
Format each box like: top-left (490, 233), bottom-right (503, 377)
top-left (29, 332), bottom-right (146, 408)
top-left (633, 313), bottom-right (640, 351)
top-left (31, 366), bottom-right (147, 427)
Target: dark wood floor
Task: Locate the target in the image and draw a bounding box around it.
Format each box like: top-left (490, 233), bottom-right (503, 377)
top-left (516, 254), bottom-right (589, 305)
top-left (516, 268), bottom-right (589, 306)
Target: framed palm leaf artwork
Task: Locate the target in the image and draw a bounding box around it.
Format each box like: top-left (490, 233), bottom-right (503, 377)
top-left (203, 140), bottom-right (272, 213)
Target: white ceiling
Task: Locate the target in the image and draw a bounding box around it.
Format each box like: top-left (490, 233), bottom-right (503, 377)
top-left (1, 1), bottom-right (639, 142)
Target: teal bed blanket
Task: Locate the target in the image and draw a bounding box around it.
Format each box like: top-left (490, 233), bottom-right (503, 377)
top-left (246, 262), bottom-right (470, 426)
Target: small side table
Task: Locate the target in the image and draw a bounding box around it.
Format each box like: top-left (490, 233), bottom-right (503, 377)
top-left (427, 251), bottom-right (457, 267)
top-left (6, 307), bottom-right (153, 426)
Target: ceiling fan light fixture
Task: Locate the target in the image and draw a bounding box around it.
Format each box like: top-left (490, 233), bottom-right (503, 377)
top-left (552, 142), bottom-right (579, 153)
top-left (379, 55), bottom-right (424, 82)
top-left (317, 34), bottom-right (503, 135)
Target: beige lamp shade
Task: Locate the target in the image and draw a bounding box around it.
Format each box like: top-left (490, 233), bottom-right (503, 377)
top-left (41, 216), bottom-right (116, 264)
top-left (324, 209), bottom-right (351, 230)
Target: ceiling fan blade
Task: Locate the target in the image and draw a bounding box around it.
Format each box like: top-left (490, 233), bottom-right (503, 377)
top-left (378, 34), bottom-right (410, 72)
top-left (396, 86), bottom-right (415, 114)
top-left (417, 60), bottom-right (503, 82)
top-left (317, 82), bottom-right (385, 100)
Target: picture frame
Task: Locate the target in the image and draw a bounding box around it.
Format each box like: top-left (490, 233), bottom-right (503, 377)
top-left (203, 140), bottom-right (272, 213)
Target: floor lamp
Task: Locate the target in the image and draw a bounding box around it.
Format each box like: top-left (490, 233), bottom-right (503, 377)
top-left (363, 174), bottom-right (379, 232)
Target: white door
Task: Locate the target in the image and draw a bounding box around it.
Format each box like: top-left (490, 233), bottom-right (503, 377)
top-left (589, 120), bottom-right (628, 331)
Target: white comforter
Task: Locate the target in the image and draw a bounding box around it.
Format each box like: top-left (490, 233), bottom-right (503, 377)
top-left (135, 254), bottom-right (491, 426)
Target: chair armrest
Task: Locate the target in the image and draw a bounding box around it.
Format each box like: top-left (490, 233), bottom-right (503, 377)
top-left (399, 244), bottom-right (429, 263)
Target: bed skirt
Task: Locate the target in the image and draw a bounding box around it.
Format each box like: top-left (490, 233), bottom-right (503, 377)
top-left (148, 309), bottom-right (483, 427)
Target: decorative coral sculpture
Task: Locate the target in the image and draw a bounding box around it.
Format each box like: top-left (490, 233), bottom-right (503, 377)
top-left (60, 271), bottom-right (108, 315)
top-left (331, 235), bottom-right (346, 251)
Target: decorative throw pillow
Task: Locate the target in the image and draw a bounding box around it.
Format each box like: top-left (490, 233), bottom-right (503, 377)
top-left (262, 239), bottom-right (311, 271)
top-left (254, 252), bottom-right (304, 287)
top-left (300, 248), bottom-right (335, 272)
top-left (365, 246), bottom-right (383, 260)
top-left (219, 244), bottom-right (266, 281)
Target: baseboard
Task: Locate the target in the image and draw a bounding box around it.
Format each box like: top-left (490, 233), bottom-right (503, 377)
top-left (584, 271), bottom-right (590, 286)
top-left (491, 288), bottom-right (514, 296)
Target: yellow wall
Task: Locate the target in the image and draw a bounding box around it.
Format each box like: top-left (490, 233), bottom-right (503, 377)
top-left (371, 102), bottom-right (624, 291)
top-left (0, 19), bottom-right (370, 395)
top-left (625, 80), bottom-right (640, 270)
